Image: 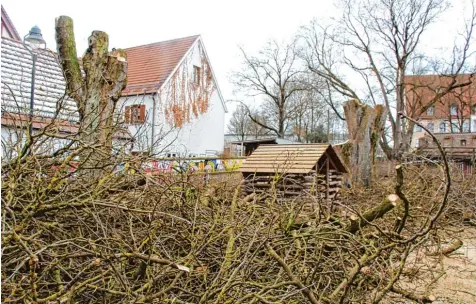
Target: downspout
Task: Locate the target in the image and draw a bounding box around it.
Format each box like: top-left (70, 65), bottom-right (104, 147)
top-left (151, 93), bottom-right (157, 154)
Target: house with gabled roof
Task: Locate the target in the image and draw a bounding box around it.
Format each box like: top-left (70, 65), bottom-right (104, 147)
top-left (120, 35), bottom-right (227, 157)
top-left (1, 7), bottom-right (227, 159)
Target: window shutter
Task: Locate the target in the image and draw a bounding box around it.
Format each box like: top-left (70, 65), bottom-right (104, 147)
top-left (125, 106), bottom-right (131, 124)
top-left (139, 105), bottom-right (146, 123)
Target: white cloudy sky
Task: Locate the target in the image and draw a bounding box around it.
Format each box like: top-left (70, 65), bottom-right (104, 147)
top-left (2, 0), bottom-right (472, 128)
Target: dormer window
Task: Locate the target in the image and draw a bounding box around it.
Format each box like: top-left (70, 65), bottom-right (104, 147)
top-left (426, 106), bottom-right (435, 116)
top-left (450, 104), bottom-right (458, 116)
top-left (193, 65), bottom-right (201, 85)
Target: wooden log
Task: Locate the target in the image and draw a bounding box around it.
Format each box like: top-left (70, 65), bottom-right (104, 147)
top-left (426, 239), bottom-right (463, 256)
top-left (346, 194), bottom-right (398, 234)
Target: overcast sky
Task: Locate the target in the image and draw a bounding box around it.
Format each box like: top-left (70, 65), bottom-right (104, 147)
top-left (2, 0), bottom-right (472, 128)
top-left (2, 0), bottom-right (339, 125)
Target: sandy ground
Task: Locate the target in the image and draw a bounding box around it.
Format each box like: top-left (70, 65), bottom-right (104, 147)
top-left (385, 227), bottom-right (476, 303)
top-left (430, 229), bottom-right (476, 304)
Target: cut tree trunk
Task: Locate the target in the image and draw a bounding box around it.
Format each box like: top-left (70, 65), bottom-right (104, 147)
top-left (341, 100), bottom-right (387, 187)
top-left (55, 16), bottom-right (128, 172)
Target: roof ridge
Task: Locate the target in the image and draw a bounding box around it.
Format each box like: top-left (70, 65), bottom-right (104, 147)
top-left (1, 5), bottom-right (21, 41)
top-left (124, 35), bottom-right (200, 50)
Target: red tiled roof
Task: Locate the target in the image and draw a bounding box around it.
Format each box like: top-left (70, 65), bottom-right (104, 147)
top-left (122, 35), bottom-right (199, 96)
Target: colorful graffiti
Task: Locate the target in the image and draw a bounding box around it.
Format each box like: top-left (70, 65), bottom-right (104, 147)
top-left (141, 158), bottom-right (244, 175)
top-left (47, 158), bottom-right (243, 176)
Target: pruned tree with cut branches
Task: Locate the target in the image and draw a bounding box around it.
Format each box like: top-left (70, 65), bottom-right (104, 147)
top-left (55, 16), bottom-right (128, 172)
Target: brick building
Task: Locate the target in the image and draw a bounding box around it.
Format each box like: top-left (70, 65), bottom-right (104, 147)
top-left (405, 74), bottom-right (476, 148)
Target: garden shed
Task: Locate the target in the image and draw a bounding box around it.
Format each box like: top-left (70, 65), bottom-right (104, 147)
top-left (239, 144), bottom-right (347, 201)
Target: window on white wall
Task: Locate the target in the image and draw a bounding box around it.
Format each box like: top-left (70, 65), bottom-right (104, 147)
top-left (451, 122), bottom-right (459, 132)
top-left (125, 105), bottom-right (146, 124)
top-left (462, 121), bottom-right (469, 132)
top-left (438, 122), bottom-right (446, 133)
top-left (193, 65), bottom-right (201, 85)
top-left (427, 122), bottom-right (434, 132)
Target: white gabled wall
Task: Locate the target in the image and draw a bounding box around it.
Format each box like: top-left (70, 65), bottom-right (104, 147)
top-left (168, 89), bottom-right (225, 156)
top-left (119, 39), bottom-right (226, 157)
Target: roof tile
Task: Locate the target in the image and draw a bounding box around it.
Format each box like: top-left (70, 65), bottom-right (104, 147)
top-left (1, 35), bottom-right (200, 119)
top-left (122, 35), bottom-right (199, 95)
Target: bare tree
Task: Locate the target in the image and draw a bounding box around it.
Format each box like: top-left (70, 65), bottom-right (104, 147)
top-left (288, 88), bottom-right (328, 143)
top-left (231, 40), bottom-right (304, 138)
top-left (228, 103), bottom-right (272, 141)
top-left (300, 0), bottom-right (476, 159)
top-left (226, 104), bottom-right (253, 141)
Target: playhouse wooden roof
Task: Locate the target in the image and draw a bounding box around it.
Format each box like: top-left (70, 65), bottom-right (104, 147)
top-left (239, 144), bottom-right (347, 174)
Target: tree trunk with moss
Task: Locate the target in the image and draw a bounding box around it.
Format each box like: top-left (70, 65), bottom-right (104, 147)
top-left (55, 16), bottom-right (127, 169)
top-left (341, 100), bottom-right (387, 186)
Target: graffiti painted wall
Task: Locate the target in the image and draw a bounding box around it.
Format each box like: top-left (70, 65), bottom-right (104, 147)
top-left (142, 158), bottom-right (244, 175)
top-left (113, 157), bottom-right (244, 175)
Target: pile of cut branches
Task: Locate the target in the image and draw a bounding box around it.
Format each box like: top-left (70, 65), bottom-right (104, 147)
top-left (3, 145), bottom-right (469, 303)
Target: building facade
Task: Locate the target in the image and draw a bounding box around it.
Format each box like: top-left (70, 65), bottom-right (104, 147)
top-left (1, 7), bottom-right (226, 159)
top-left (119, 35), bottom-right (227, 157)
top-left (405, 74), bottom-right (476, 148)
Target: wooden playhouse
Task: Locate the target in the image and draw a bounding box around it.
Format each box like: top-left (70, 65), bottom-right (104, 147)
top-left (239, 144), bottom-right (347, 201)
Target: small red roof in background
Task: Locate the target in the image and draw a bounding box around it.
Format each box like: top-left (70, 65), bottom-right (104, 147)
top-left (122, 35), bottom-right (199, 96)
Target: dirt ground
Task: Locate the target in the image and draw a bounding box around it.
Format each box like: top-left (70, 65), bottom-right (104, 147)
top-left (385, 227), bottom-right (476, 303)
top-left (430, 228), bottom-right (476, 303)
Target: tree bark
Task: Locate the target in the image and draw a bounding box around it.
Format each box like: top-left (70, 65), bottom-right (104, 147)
top-left (55, 16), bottom-right (128, 169)
top-left (341, 100), bottom-right (387, 186)
top-left (55, 16), bottom-right (84, 117)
